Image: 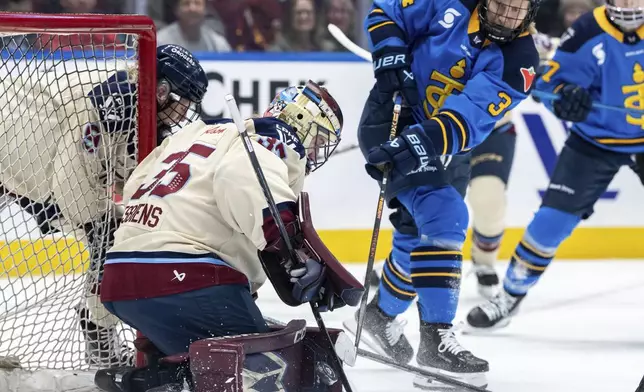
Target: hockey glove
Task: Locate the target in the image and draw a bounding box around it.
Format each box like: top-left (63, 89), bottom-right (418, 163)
top-left (372, 46), bottom-right (419, 107)
top-left (553, 84), bottom-right (592, 122)
top-left (288, 250), bottom-right (326, 304)
top-left (365, 124), bottom-right (437, 182)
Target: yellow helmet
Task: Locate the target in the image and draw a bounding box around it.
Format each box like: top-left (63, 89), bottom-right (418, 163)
top-left (264, 81), bottom-right (343, 172)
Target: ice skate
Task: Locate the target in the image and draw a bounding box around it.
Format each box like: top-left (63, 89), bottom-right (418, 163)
top-left (343, 294), bottom-right (414, 365)
top-left (413, 323), bottom-right (488, 390)
top-left (76, 305), bottom-right (134, 367)
top-left (465, 290), bottom-right (524, 332)
top-left (471, 261), bottom-right (500, 299)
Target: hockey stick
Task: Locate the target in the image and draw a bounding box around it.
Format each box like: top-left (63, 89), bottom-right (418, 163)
top-left (328, 24), bottom-right (372, 62)
top-left (333, 143), bottom-right (359, 157)
top-left (225, 95), bottom-right (354, 392)
top-left (532, 90), bottom-right (644, 115)
top-left (356, 348), bottom-right (492, 392)
top-left (353, 93), bottom-right (403, 349)
top-left (264, 317), bottom-right (492, 392)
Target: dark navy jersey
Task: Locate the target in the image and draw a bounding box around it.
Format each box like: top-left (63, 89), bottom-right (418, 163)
top-left (366, 0), bottom-right (539, 155)
top-left (88, 70), bottom-right (137, 134)
top-left (537, 6), bottom-right (644, 154)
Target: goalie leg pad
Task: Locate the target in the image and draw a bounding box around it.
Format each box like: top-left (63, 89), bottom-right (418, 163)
top-left (189, 319), bottom-right (345, 392)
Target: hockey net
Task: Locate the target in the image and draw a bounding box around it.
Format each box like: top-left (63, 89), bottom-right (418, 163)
top-left (0, 13), bottom-right (156, 390)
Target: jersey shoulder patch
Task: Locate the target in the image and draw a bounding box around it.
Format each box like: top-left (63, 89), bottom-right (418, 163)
top-left (558, 9), bottom-right (604, 53)
top-left (88, 70), bottom-right (137, 133)
top-left (252, 118), bottom-right (306, 160)
top-left (499, 34), bottom-right (540, 93)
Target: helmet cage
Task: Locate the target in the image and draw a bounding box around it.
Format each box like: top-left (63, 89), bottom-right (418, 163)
top-left (479, 0), bottom-right (541, 43)
top-left (266, 81), bottom-right (343, 172)
top-left (157, 80), bottom-right (202, 141)
top-left (606, 0), bottom-right (644, 31)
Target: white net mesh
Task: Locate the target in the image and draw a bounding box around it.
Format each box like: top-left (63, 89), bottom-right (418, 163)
top-left (0, 27), bottom-right (146, 378)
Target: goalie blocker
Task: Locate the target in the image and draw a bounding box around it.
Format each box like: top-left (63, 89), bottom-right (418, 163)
top-left (96, 194), bottom-right (362, 392)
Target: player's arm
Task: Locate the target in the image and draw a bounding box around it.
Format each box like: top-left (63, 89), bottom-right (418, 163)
top-left (418, 35), bottom-right (540, 154)
top-left (364, 0), bottom-right (437, 106)
top-left (437, 36), bottom-right (540, 151)
top-left (366, 0), bottom-right (435, 46)
top-left (214, 136), bottom-right (299, 252)
top-left (535, 16), bottom-right (600, 122)
top-left (366, 35), bottom-right (539, 176)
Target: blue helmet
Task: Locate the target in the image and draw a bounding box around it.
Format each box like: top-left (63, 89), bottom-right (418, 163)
top-left (156, 44), bottom-right (208, 140)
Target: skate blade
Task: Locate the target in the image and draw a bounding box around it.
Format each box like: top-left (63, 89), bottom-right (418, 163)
top-left (342, 318), bottom-right (390, 359)
top-left (461, 317), bottom-right (512, 335)
top-left (412, 366), bottom-right (487, 390)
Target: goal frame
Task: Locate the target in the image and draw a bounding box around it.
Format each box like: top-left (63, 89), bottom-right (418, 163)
top-left (0, 12), bottom-right (157, 372)
top-left (0, 11), bottom-right (158, 158)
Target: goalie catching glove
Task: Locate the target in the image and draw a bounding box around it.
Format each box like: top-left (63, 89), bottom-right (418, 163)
top-left (259, 194), bottom-right (364, 311)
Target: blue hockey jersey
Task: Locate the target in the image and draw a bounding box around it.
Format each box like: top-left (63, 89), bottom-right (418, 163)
top-left (366, 0), bottom-right (539, 155)
top-left (537, 6), bottom-right (644, 154)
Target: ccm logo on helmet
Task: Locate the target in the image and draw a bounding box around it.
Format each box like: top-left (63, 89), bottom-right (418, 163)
top-left (170, 47), bottom-right (196, 67)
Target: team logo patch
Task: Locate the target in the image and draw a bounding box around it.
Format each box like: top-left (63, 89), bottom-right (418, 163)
top-left (82, 122), bottom-right (101, 153)
top-left (520, 66), bottom-right (536, 93)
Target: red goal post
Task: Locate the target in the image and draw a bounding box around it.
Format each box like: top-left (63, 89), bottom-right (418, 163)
top-left (0, 12), bottom-right (158, 157)
top-left (0, 12), bottom-right (157, 379)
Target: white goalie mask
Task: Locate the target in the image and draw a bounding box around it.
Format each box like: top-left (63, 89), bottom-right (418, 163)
top-left (606, 0), bottom-right (644, 31)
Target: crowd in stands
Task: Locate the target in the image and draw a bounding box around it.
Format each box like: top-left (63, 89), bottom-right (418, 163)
top-left (0, 0), bottom-right (606, 53)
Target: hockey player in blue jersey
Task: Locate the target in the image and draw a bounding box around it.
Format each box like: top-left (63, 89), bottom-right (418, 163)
top-left (342, 0), bottom-right (542, 388)
top-left (466, 0), bottom-right (644, 332)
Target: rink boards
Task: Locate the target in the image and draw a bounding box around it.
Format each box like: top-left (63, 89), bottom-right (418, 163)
top-left (1, 53), bottom-right (644, 276)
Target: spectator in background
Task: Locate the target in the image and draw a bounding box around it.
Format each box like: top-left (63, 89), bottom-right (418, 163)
top-left (157, 0), bottom-right (231, 53)
top-left (534, 0), bottom-right (564, 36)
top-left (560, 0), bottom-right (595, 30)
top-left (317, 0), bottom-right (355, 52)
top-left (32, 0), bottom-right (124, 14)
top-left (36, 0), bottom-right (121, 51)
top-left (270, 0), bottom-right (320, 52)
top-left (210, 0), bottom-right (284, 52)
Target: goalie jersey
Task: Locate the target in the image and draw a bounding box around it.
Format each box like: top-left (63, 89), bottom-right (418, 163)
top-left (101, 118), bottom-right (307, 302)
top-left (0, 67), bottom-right (138, 226)
top-left (536, 6), bottom-right (644, 154)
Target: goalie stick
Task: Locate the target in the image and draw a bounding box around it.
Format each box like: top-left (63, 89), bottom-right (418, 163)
top-left (224, 94), bottom-right (354, 392)
top-left (264, 317), bottom-right (492, 392)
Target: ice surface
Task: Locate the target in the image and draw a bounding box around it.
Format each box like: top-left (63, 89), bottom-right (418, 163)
top-left (2, 260), bottom-right (643, 391)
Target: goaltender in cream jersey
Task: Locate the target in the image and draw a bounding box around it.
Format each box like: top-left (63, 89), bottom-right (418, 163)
top-left (0, 66), bottom-right (138, 229)
top-left (101, 117), bottom-right (307, 302)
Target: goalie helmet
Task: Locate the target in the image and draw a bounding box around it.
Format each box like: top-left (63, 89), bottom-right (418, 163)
top-left (156, 44), bottom-right (208, 143)
top-left (606, 0), bottom-right (644, 31)
top-left (264, 81), bottom-right (343, 172)
top-left (479, 0), bottom-right (542, 43)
